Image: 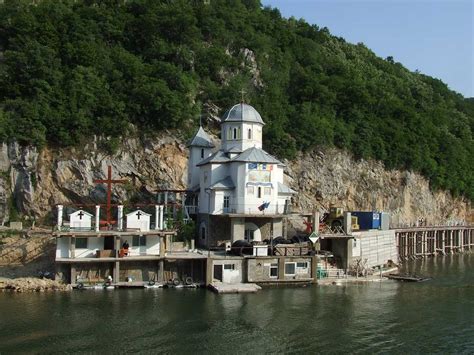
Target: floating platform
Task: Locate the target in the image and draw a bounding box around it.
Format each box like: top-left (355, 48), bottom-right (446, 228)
top-left (209, 282), bottom-right (262, 294)
top-left (386, 273), bottom-right (431, 282)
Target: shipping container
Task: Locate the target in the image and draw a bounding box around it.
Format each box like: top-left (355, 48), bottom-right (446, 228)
top-left (351, 211), bottom-right (381, 230)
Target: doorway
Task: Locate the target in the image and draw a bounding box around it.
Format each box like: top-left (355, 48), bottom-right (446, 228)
top-left (104, 236), bottom-right (114, 250)
top-left (213, 265), bottom-right (223, 282)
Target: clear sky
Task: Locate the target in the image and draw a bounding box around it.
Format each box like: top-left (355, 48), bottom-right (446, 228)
top-left (261, 0), bottom-right (473, 98)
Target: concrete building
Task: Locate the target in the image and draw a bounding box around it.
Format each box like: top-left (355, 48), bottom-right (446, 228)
top-left (126, 210), bottom-right (151, 232)
top-left (69, 210), bottom-right (93, 231)
top-left (187, 103), bottom-right (296, 247)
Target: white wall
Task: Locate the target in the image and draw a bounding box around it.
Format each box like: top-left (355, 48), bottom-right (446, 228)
top-left (56, 237), bottom-right (70, 258)
top-left (221, 122), bottom-right (263, 152)
top-left (352, 230), bottom-right (398, 268)
top-left (75, 237), bottom-right (104, 258)
top-left (120, 236), bottom-right (160, 256)
top-left (188, 146), bottom-right (212, 188)
top-left (126, 212), bottom-right (151, 232)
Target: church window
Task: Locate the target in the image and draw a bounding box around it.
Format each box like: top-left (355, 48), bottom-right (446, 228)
top-left (201, 149), bottom-right (204, 159)
top-left (257, 187), bottom-right (262, 198)
top-left (223, 196), bottom-right (230, 212)
top-left (247, 128), bottom-right (252, 139)
top-left (201, 226), bottom-right (206, 240)
top-left (247, 186), bottom-right (254, 195)
top-left (75, 238), bottom-right (88, 249)
top-left (233, 128), bottom-right (237, 140)
top-left (264, 187), bottom-right (271, 195)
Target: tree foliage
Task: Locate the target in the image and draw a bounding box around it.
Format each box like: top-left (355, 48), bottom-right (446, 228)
top-left (0, 0), bottom-right (472, 200)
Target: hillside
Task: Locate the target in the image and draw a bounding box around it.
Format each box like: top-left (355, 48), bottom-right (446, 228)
top-left (0, 0), bottom-right (472, 201)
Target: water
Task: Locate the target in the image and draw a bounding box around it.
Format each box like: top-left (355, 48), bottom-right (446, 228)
top-left (1, 254), bottom-right (473, 354)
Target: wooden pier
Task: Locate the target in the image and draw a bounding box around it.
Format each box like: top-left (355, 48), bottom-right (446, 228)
top-left (395, 226), bottom-right (474, 261)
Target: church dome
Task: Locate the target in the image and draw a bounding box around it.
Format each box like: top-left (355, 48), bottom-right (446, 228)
top-left (221, 103), bottom-right (264, 125)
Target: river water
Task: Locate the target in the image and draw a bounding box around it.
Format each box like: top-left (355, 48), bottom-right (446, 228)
top-left (0, 254), bottom-right (473, 354)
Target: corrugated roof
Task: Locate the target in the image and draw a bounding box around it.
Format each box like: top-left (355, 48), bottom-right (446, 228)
top-left (278, 182), bottom-right (296, 195)
top-left (231, 147), bottom-right (281, 164)
top-left (222, 103), bottom-right (265, 125)
top-left (188, 126), bottom-right (214, 148)
top-left (208, 176), bottom-right (235, 190)
top-left (197, 150), bottom-right (230, 166)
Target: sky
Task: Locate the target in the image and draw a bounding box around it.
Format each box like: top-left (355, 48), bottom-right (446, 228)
top-left (261, 0), bottom-right (474, 98)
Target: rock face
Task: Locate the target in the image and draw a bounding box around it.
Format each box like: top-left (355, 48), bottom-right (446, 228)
top-left (285, 149), bottom-right (470, 227)
top-left (0, 134), bottom-right (469, 227)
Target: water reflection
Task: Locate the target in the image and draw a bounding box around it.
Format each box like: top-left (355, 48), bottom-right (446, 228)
top-left (0, 254), bottom-right (473, 353)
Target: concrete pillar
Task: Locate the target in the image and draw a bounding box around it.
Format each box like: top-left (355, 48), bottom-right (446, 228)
top-left (71, 265), bottom-right (77, 284)
top-left (312, 211), bottom-right (320, 234)
top-left (278, 257), bottom-right (285, 280)
top-left (343, 212), bottom-right (352, 234)
top-left (71, 236), bottom-right (76, 259)
top-left (117, 205), bottom-right (124, 231)
top-left (159, 236), bottom-right (165, 256)
top-left (95, 205), bottom-right (100, 232)
top-left (159, 205), bottom-right (164, 231)
top-left (159, 259), bottom-right (165, 283)
top-left (206, 258), bottom-right (213, 285)
top-left (230, 218), bottom-right (245, 242)
top-left (155, 205), bottom-right (160, 230)
top-left (57, 205), bottom-right (64, 230)
top-left (113, 261), bottom-right (120, 283)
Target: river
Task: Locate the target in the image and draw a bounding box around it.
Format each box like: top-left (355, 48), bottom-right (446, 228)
top-left (0, 254), bottom-right (473, 353)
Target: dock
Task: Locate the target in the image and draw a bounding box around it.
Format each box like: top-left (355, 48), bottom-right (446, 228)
top-left (209, 282), bottom-right (262, 294)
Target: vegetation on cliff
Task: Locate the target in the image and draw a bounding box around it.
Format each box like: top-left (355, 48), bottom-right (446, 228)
top-left (0, 0), bottom-right (472, 200)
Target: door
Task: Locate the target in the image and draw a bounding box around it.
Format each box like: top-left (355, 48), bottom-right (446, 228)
top-left (104, 236), bottom-right (114, 250)
top-left (213, 265), bottom-right (223, 282)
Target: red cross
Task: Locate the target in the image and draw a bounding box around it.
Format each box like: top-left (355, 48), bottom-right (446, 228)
top-left (93, 166), bottom-right (127, 226)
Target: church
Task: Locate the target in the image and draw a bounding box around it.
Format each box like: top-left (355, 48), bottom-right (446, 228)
top-left (187, 102), bottom-right (296, 248)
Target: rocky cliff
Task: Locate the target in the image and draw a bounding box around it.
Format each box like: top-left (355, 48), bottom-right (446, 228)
top-left (0, 133), bottom-right (469, 227)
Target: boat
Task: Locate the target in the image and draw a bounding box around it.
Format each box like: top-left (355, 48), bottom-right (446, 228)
top-left (386, 273), bottom-right (431, 282)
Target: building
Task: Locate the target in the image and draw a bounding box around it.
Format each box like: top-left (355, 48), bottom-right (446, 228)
top-left (187, 103), bottom-right (296, 247)
top-left (126, 209), bottom-right (151, 232)
top-left (69, 209), bottom-right (92, 231)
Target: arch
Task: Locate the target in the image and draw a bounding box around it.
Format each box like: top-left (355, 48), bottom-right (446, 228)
top-left (233, 127), bottom-right (237, 140)
top-left (244, 222), bottom-right (261, 242)
top-left (247, 128), bottom-right (252, 139)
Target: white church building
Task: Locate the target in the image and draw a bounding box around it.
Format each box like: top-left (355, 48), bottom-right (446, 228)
top-left (187, 103), bottom-right (295, 247)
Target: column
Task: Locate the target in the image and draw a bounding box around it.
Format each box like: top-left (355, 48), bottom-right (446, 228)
top-left (312, 211), bottom-right (320, 234)
top-left (117, 205), bottom-right (124, 231)
top-left (155, 205), bottom-right (160, 230)
top-left (95, 205), bottom-right (100, 232)
top-left (57, 205), bottom-right (63, 230)
top-left (343, 212), bottom-right (352, 234)
top-left (160, 205), bottom-right (164, 230)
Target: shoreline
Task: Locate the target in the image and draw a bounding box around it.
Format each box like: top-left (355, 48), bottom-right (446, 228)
top-left (0, 277), bottom-right (72, 293)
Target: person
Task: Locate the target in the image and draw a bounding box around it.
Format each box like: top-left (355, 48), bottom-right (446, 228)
top-left (122, 240), bottom-right (129, 250)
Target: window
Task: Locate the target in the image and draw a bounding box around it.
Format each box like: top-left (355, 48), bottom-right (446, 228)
top-left (247, 128), bottom-right (252, 139)
top-left (247, 186), bottom-right (254, 195)
top-left (270, 263), bottom-right (278, 278)
top-left (296, 262), bottom-right (309, 274)
top-left (227, 128), bottom-right (232, 140)
top-left (285, 262), bottom-right (296, 275)
top-left (245, 229), bottom-right (254, 242)
top-left (201, 149), bottom-right (204, 158)
top-left (224, 264), bottom-right (235, 270)
top-left (132, 236), bottom-right (146, 247)
top-left (223, 196), bottom-right (230, 212)
top-left (233, 128), bottom-right (237, 139)
top-left (75, 238), bottom-right (88, 249)
top-left (264, 187), bottom-right (271, 195)
top-left (201, 226), bottom-right (206, 240)
top-left (257, 187), bottom-right (262, 198)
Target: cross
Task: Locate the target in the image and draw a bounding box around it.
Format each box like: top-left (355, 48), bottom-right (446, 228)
top-left (78, 211), bottom-right (84, 220)
top-left (136, 211), bottom-right (142, 220)
top-left (240, 89), bottom-right (246, 103)
top-left (93, 166), bottom-right (127, 226)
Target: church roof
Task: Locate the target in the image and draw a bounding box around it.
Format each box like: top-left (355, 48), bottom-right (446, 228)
top-left (197, 150), bottom-right (230, 166)
top-left (188, 126), bottom-right (214, 148)
top-left (222, 103), bottom-right (265, 125)
top-left (125, 209), bottom-right (151, 217)
top-left (278, 182), bottom-right (296, 195)
top-left (208, 176), bottom-right (235, 190)
top-left (232, 147), bottom-right (281, 164)
top-left (69, 209), bottom-right (93, 217)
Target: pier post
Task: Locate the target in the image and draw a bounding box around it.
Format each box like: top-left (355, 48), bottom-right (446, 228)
top-left (278, 257), bottom-right (285, 281)
top-left (113, 261), bottom-right (120, 284)
top-left (70, 235), bottom-right (75, 258)
top-left (159, 259), bottom-right (164, 283)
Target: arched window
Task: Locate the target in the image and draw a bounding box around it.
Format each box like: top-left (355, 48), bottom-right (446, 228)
top-left (247, 128), bottom-right (252, 139)
top-left (201, 149), bottom-right (204, 158)
top-left (233, 128), bottom-right (237, 140)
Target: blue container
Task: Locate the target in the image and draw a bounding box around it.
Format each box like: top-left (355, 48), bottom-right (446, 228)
top-left (351, 211), bottom-right (380, 230)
